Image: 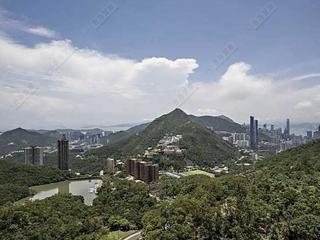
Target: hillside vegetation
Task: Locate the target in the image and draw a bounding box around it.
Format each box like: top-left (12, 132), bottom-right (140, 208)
top-left (142, 140), bottom-right (320, 239)
top-left (0, 176), bottom-right (155, 240)
top-left (1, 140), bottom-right (319, 239)
top-left (90, 109), bottom-right (238, 167)
top-left (190, 115), bottom-right (246, 133)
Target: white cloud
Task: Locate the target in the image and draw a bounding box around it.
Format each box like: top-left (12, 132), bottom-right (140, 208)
top-left (0, 36), bottom-right (198, 129)
top-left (0, 7), bottom-right (58, 39)
top-left (183, 62), bottom-right (320, 124)
top-left (25, 26), bottom-right (58, 38)
top-left (289, 73), bottom-right (320, 82)
top-left (0, 34), bottom-right (319, 130)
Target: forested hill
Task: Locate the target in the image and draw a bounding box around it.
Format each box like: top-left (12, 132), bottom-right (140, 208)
top-left (90, 108), bottom-right (238, 167)
top-left (190, 115), bottom-right (246, 133)
top-left (100, 113), bottom-right (246, 145)
top-left (255, 139), bottom-right (320, 177)
top-left (142, 140), bottom-right (320, 239)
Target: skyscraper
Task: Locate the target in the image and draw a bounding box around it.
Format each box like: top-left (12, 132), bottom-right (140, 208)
top-left (24, 146), bottom-right (43, 165)
top-left (285, 118), bottom-right (290, 138)
top-left (58, 134), bottom-right (69, 170)
top-left (249, 116), bottom-right (257, 149)
top-left (255, 119), bottom-right (259, 147)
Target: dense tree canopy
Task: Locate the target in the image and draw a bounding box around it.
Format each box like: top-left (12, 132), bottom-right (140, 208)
top-left (0, 194), bottom-right (107, 240)
top-left (1, 141), bottom-right (320, 239)
top-left (142, 141), bottom-right (320, 240)
top-left (94, 177), bottom-right (156, 229)
top-left (0, 174), bottom-right (156, 239)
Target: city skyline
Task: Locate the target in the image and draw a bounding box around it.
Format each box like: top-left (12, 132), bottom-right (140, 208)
top-left (0, 0), bottom-right (320, 129)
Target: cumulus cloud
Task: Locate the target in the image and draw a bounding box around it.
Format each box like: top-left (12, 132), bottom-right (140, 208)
top-left (0, 35), bottom-right (198, 129)
top-left (0, 34), bottom-right (319, 130)
top-left (183, 62), bottom-right (320, 124)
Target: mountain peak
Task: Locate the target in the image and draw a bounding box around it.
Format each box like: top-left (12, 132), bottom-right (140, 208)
top-left (172, 108), bottom-right (185, 113)
top-left (167, 108), bottom-right (188, 117)
top-left (5, 127), bottom-right (28, 134)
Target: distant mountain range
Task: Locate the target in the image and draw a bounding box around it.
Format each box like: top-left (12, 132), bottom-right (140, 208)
top-left (0, 128), bottom-right (57, 154)
top-left (0, 111), bottom-right (246, 159)
top-left (90, 109), bottom-right (239, 167)
top-left (0, 127), bottom-right (112, 155)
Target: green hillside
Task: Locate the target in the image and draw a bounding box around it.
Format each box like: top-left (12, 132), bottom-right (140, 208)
top-left (190, 115), bottom-right (246, 133)
top-left (255, 139), bottom-right (320, 176)
top-left (100, 114), bottom-right (246, 146)
top-left (90, 109), bottom-right (238, 167)
top-left (142, 140), bottom-right (320, 239)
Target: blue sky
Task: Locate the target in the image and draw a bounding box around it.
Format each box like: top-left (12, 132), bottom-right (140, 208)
top-left (0, 0), bottom-right (319, 129)
top-left (3, 0), bottom-right (320, 80)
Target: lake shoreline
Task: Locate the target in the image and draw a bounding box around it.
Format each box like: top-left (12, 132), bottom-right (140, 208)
top-left (16, 178), bottom-right (103, 206)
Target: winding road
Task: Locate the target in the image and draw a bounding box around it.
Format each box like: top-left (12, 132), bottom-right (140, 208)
top-left (123, 231), bottom-right (141, 240)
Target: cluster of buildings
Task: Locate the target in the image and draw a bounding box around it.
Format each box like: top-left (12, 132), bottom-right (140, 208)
top-left (126, 158), bottom-right (159, 183)
top-left (259, 119), bottom-right (320, 152)
top-left (144, 134), bottom-right (183, 158)
top-left (306, 125), bottom-right (320, 141)
top-left (24, 135), bottom-right (69, 170)
top-left (221, 116), bottom-right (320, 153)
top-left (57, 129), bottom-right (107, 153)
top-left (249, 116), bottom-right (311, 152)
top-left (24, 146), bottom-right (43, 165)
top-left (69, 134), bottom-right (103, 153)
top-left (222, 133), bottom-right (249, 148)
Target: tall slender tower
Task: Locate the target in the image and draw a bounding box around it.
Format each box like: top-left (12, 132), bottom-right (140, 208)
top-left (249, 116), bottom-right (256, 149)
top-left (286, 118), bottom-right (290, 137)
top-left (58, 134), bottom-right (69, 170)
top-left (255, 119), bottom-right (259, 147)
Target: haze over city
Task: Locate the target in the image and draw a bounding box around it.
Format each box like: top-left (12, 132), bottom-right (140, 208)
top-left (0, 0), bottom-right (319, 130)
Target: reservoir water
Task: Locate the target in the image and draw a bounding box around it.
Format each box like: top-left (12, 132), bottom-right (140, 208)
top-left (27, 179), bottom-right (103, 205)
